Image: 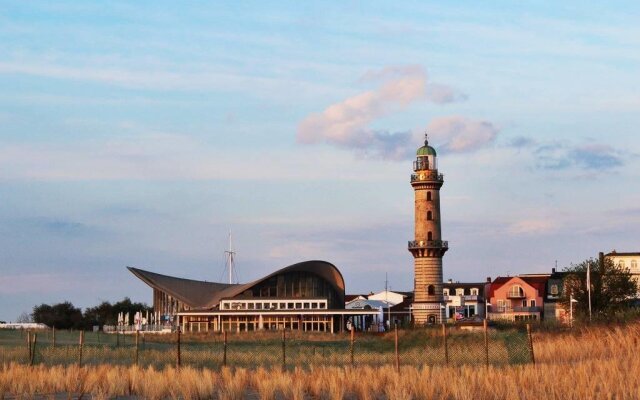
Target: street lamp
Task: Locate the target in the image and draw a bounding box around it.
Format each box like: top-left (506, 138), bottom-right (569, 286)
top-left (485, 302), bottom-right (491, 321)
top-left (570, 295), bottom-right (578, 327)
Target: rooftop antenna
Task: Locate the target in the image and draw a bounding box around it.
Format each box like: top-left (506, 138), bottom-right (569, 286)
top-left (223, 230), bottom-right (237, 284)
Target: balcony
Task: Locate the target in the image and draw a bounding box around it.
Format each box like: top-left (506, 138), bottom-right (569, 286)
top-left (410, 171), bottom-right (444, 183)
top-left (506, 291), bottom-right (526, 299)
top-left (492, 306), bottom-right (541, 313)
top-left (408, 240), bottom-right (449, 250)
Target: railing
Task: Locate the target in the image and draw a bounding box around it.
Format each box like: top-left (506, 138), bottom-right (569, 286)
top-left (443, 295), bottom-right (482, 302)
top-left (410, 171), bottom-right (444, 183)
top-left (408, 240), bottom-right (449, 250)
top-left (506, 291), bottom-right (526, 299)
top-left (491, 307), bottom-right (541, 313)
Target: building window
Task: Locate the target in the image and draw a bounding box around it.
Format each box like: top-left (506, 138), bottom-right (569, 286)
top-left (497, 299), bottom-right (506, 312)
top-left (550, 284), bottom-right (559, 296)
top-left (427, 285), bottom-right (435, 295)
top-left (619, 260), bottom-right (626, 268)
top-left (456, 288), bottom-right (464, 296)
top-left (632, 260), bottom-right (638, 270)
top-left (470, 288), bottom-right (479, 295)
top-left (295, 302), bottom-right (302, 309)
top-left (530, 299), bottom-right (536, 307)
top-left (427, 191), bottom-right (432, 201)
top-left (443, 289), bottom-right (449, 296)
top-left (508, 285), bottom-right (525, 298)
top-left (427, 211), bottom-right (433, 220)
top-left (428, 231), bottom-right (433, 241)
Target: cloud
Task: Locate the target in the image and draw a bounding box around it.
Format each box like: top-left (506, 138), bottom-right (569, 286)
top-left (536, 142), bottom-right (626, 171)
top-left (427, 116), bottom-right (500, 153)
top-left (297, 66), bottom-right (476, 160)
top-left (507, 136), bottom-right (537, 148)
top-left (570, 144), bottom-right (624, 169)
top-left (508, 219), bottom-right (559, 235)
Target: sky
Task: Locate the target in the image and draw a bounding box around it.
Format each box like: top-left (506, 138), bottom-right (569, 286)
top-left (1, 1), bottom-right (639, 322)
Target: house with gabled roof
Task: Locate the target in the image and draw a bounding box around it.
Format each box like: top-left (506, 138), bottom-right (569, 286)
top-left (487, 274), bottom-right (549, 321)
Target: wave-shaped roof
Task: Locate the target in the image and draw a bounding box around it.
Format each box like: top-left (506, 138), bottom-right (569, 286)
top-left (128, 260), bottom-right (345, 310)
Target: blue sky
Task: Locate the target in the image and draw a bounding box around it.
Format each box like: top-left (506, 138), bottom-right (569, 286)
top-left (1, 1), bottom-right (639, 321)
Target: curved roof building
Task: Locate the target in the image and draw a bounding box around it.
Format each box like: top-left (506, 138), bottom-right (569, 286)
top-left (129, 260), bottom-right (374, 333)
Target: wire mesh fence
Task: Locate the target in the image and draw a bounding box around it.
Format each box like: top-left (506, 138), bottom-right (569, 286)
top-left (0, 323), bottom-right (534, 370)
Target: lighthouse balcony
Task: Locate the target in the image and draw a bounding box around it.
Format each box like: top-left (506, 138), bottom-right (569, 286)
top-left (408, 240), bottom-right (449, 250)
top-left (411, 171), bottom-right (444, 182)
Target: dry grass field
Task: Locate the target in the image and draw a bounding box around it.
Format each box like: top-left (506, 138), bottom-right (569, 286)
top-left (1, 323), bottom-right (639, 399)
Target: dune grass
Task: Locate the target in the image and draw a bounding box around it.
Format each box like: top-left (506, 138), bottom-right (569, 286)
top-left (0, 323), bottom-right (638, 399)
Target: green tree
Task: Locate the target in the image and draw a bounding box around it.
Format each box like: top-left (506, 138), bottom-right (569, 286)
top-left (83, 298), bottom-right (152, 328)
top-left (561, 256), bottom-right (638, 320)
top-left (32, 301), bottom-right (84, 329)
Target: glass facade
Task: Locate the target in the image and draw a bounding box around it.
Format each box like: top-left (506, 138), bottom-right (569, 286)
top-left (243, 271), bottom-right (342, 309)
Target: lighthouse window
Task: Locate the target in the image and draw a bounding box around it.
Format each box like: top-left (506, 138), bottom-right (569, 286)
top-left (427, 191), bottom-right (432, 201)
top-left (427, 285), bottom-right (435, 295)
top-left (428, 232), bottom-right (433, 241)
top-left (427, 211), bottom-right (433, 220)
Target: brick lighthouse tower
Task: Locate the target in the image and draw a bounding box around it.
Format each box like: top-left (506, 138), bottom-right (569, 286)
top-left (408, 134), bottom-right (448, 325)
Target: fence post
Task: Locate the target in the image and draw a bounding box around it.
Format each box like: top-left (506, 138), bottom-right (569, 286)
top-left (78, 331), bottom-right (84, 368)
top-left (483, 319), bottom-right (489, 368)
top-left (27, 331), bottom-right (32, 363)
top-left (281, 329), bottom-right (286, 372)
top-left (350, 327), bottom-right (355, 366)
top-left (135, 330), bottom-right (139, 366)
top-left (441, 324), bottom-right (448, 365)
top-left (176, 328), bottom-right (181, 369)
top-left (394, 325), bottom-right (399, 373)
top-left (30, 333), bottom-right (37, 366)
top-left (527, 323), bottom-right (535, 365)
top-left (222, 331), bottom-right (227, 367)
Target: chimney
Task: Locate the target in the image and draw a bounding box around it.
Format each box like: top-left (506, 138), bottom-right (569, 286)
top-left (552, 267), bottom-right (556, 274)
top-left (486, 277), bottom-right (491, 283)
top-left (448, 279), bottom-right (453, 284)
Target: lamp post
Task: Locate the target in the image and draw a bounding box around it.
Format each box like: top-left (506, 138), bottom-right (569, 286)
top-left (570, 295), bottom-right (578, 327)
top-left (485, 302), bottom-right (491, 321)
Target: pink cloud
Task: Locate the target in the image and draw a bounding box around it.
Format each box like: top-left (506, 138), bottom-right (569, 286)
top-left (427, 116), bottom-right (499, 153)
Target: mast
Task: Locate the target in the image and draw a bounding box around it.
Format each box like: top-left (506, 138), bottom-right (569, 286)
top-left (224, 230), bottom-right (236, 284)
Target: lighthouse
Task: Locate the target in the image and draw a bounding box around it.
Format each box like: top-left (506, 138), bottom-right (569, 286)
top-left (408, 134), bottom-right (448, 325)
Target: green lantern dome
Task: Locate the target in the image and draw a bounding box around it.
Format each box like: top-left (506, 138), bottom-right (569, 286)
top-left (416, 135), bottom-right (437, 156)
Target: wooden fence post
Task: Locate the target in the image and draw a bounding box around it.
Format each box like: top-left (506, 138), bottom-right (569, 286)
top-left (135, 330), bottom-right (140, 366)
top-left (483, 319), bottom-right (489, 368)
top-left (394, 325), bottom-right (399, 373)
top-left (30, 333), bottom-right (37, 366)
top-left (350, 327), bottom-right (355, 366)
top-left (27, 331), bottom-right (32, 363)
top-left (176, 328), bottom-right (181, 369)
top-left (78, 331), bottom-right (84, 368)
top-left (281, 329), bottom-right (286, 372)
top-left (223, 331), bottom-right (227, 367)
top-left (527, 323), bottom-right (535, 365)
top-left (441, 324), bottom-right (448, 365)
